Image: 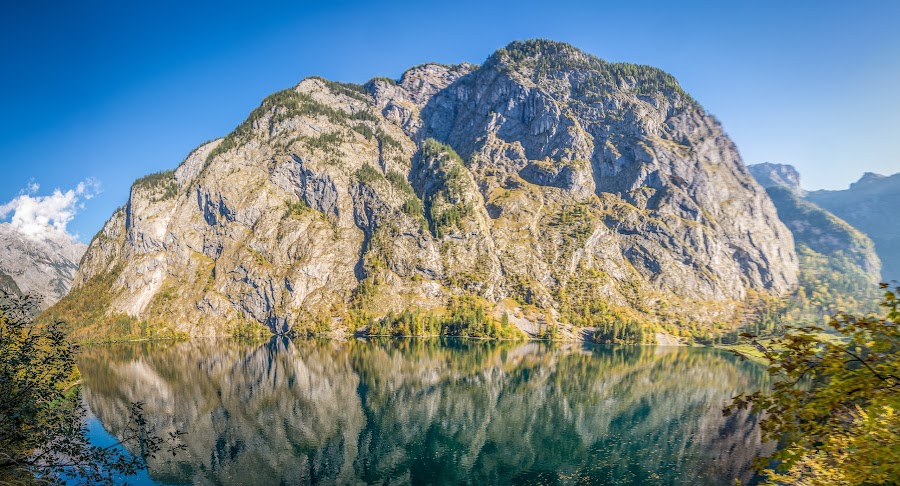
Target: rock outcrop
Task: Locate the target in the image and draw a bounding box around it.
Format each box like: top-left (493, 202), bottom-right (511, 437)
top-left (748, 162), bottom-right (805, 197)
top-left (0, 224), bottom-right (86, 307)
top-left (55, 40), bottom-right (799, 337)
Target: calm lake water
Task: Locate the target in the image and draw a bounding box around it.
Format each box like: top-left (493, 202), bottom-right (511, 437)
top-left (78, 338), bottom-right (771, 485)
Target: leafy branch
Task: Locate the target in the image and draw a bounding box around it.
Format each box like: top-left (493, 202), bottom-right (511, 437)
top-left (724, 283), bottom-right (900, 484)
top-left (0, 290), bottom-right (185, 484)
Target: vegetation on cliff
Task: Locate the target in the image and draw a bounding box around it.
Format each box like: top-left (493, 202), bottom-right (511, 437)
top-left (37, 266), bottom-right (188, 342)
top-left (491, 39), bottom-right (697, 106)
top-left (367, 295), bottom-right (524, 339)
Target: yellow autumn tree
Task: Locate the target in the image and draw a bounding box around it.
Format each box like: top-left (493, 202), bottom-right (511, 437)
top-left (726, 283), bottom-right (900, 484)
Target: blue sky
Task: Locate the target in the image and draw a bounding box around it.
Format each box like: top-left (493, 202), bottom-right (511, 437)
top-left (1, 0), bottom-right (898, 241)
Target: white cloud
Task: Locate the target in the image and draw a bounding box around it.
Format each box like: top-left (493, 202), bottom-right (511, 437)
top-left (0, 178), bottom-right (101, 241)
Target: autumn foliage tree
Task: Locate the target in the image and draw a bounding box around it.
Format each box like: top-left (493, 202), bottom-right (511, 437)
top-left (0, 290), bottom-right (184, 484)
top-left (726, 283), bottom-right (900, 484)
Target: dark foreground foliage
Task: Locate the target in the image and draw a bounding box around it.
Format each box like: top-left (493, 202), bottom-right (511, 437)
top-left (725, 284), bottom-right (900, 484)
top-left (0, 291), bottom-right (184, 485)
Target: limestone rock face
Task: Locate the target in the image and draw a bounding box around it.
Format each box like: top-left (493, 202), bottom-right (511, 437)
top-left (0, 224), bottom-right (86, 308)
top-left (748, 162), bottom-right (805, 197)
top-left (61, 40), bottom-right (799, 335)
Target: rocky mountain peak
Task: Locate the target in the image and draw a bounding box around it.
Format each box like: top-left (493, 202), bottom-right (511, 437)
top-left (489, 39), bottom-right (596, 67)
top-left (0, 224), bottom-right (86, 307)
top-left (850, 171), bottom-right (887, 190)
top-left (747, 162), bottom-right (805, 196)
top-left (484, 39), bottom-right (696, 108)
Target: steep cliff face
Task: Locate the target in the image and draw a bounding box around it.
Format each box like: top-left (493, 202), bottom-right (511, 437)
top-left (58, 40), bottom-right (798, 337)
top-left (0, 224), bottom-right (86, 307)
top-left (808, 172), bottom-right (900, 281)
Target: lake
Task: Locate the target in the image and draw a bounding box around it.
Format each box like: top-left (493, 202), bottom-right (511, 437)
top-left (77, 338), bottom-right (771, 485)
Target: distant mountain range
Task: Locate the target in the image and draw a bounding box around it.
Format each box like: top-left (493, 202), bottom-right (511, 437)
top-left (748, 163), bottom-right (883, 321)
top-left (807, 172), bottom-right (900, 281)
top-left (749, 163), bottom-right (898, 281)
top-left (0, 224), bottom-right (85, 308)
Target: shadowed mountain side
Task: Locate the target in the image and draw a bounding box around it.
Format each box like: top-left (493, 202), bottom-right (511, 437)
top-left (807, 172), bottom-right (900, 281)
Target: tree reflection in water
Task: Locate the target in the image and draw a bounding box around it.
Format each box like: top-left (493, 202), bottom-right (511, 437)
top-left (78, 338), bottom-right (772, 485)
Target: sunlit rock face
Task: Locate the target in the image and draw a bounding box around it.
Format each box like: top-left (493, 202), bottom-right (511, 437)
top-left (61, 39), bottom-right (798, 336)
top-left (0, 224), bottom-right (85, 307)
top-left (79, 339), bottom-right (772, 485)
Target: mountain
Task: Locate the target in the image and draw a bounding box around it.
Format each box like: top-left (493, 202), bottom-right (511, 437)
top-left (48, 40), bottom-right (799, 339)
top-left (748, 163), bottom-right (880, 275)
top-left (0, 224), bottom-right (86, 308)
top-left (807, 172), bottom-right (900, 281)
top-left (748, 162), bottom-right (805, 197)
top-left (747, 164), bottom-right (882, 320)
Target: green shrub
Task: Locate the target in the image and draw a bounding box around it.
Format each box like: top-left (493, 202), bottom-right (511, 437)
top-left (356, 164), bottom-right (383, 185)
top-left (491, 39), bottom-right (697, 107)
top-left (369, 76), bottom-right (398, 86)
top-left (228, 320), bottom-right (272, 339)
top-left (0, 291), bottom-right (187, 483)
top-left (205, 88), bottom-right (375, 166)
top-left (134, 170), bottom-right (178, 201)
top-left (284, 199), bottom-right (309, 218)
top-left (420, 139), bottom-right (473, 238)
top-left (377, 130), bottom-right (403, 150)
top-left (591, 317), bottom-right (647, 344)
top-left (386, 171), bottom-right (414, 193)
top-left (309, 76), bottom-right (370, 102)
top-left (401, 197), bottom-right (423, 218)
top-left (351, 123), bottom-right (374, 140)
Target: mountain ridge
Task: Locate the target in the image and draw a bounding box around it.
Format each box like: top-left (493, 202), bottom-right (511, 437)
top-left (747, 162), bottom-right (883, 321)
top-left (807, 171), bottom-right (900, 280)
top-left (47, 39), bottom-right (799, 340)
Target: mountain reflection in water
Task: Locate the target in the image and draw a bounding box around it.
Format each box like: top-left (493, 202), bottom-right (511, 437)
top-left (78, 338), bottom-right (772, 485)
